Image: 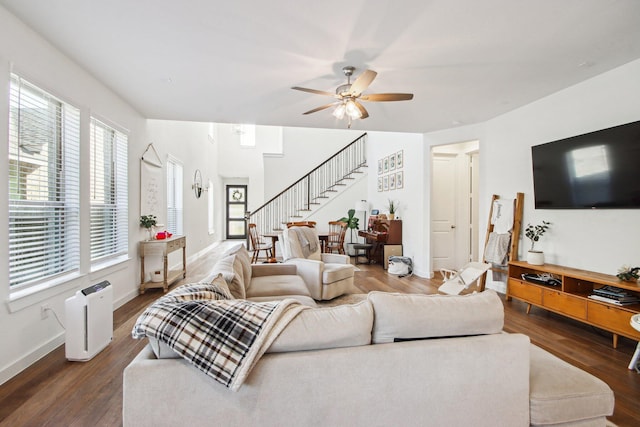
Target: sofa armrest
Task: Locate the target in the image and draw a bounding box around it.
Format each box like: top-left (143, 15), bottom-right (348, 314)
top-left (284, 259), bottom-right (323, 300)
top-left (251, 263), bottom-right (297, 277)
top-left (320, 253), bottom-right (350, 264)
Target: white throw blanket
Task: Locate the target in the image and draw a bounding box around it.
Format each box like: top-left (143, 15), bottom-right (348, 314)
top-left (132, 281), bottom-right (304, 391)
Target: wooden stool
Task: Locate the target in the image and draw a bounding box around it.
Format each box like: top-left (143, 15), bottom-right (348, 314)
top-left (352, 243), bottom-right (373, 265)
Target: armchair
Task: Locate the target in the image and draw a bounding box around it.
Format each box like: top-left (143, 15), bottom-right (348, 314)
top-left (281, 225), bottom-right (355, 300)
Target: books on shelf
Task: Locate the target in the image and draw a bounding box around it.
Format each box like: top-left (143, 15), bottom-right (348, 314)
top-left (588, 284), bottom-right (640, 305)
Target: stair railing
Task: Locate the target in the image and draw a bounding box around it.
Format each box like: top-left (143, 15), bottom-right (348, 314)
top-left (249, 133), bottom-right (367, 233)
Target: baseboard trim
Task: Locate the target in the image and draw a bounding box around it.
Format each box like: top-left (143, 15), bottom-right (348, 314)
top-left (0, 332), bottom-right (64, 386)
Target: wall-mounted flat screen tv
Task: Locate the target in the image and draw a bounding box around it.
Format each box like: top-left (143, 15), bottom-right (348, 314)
top-left (532, 120), bottom-right (640, 209)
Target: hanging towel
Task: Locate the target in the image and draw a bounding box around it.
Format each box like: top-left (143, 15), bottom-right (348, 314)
top-left (491, 199), bottom-right (515, 234)
top-left (484, 232), bottom-right (511, 265)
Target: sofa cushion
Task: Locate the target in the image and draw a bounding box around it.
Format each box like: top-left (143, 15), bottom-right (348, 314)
top-left (529, 344), bottom-right (614, 426)
top-left (247, 295), bottom-right (318, 307)
top-left (368, 290), bottom-right (504, 344)
top-left (247, 275), bottom-right (311, 298)
top-left (209, 254), bottom-right (236, 282)
top-left (267, 300), bottom-right (373, 353)
top-left (224, 244), bottom-right (252, 287)
top-left (322, 263), bottom-right (355, 284)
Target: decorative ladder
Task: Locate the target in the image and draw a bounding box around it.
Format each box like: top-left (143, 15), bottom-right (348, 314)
top-left (249, 133), bottom-right (367, 233)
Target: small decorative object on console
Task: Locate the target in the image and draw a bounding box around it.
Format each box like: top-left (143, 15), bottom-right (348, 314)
top-left (525, 221), bottom-right (550, 265)
top-left (616, 265), bottom-right (640, 282)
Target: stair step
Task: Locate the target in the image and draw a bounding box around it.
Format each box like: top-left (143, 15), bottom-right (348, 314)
top-left (309, 202), bottom-right (321, 205)
top-left (290, 215), bottom-right (303, 218)
top-left (299, 209), bottom-right (311, 212)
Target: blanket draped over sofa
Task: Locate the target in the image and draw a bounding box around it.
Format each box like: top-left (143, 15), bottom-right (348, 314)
top-left (132, 280), bottom-right (304, 391)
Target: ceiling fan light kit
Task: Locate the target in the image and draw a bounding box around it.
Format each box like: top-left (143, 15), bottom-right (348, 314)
top-left (293, 65), bottom-right (414, 128)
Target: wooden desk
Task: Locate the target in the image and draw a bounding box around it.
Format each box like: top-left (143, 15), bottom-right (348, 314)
top-left (139, 235), bottom-right (186, 293)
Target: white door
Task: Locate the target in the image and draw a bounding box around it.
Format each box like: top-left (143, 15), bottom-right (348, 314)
top-left (431, 153), bottom-right (457, 271)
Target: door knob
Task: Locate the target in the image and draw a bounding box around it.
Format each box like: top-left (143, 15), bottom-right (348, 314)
top-left (451, 225), bottom-right (456, 229)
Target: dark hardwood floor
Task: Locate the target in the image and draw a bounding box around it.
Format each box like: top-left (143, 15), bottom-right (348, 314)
top-left (0, 242), bottom-right (638, 426)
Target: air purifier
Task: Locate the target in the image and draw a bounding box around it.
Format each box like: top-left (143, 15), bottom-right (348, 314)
top-left (65, 281), bottom-right (113, 361)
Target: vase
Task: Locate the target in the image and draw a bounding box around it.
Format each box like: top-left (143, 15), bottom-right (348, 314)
top-left (147, 228), bottom-right (155, 241)
top-left (389, 213), bottom-right (395, 220)
top-left (527, 250), bottom-right (544, 265)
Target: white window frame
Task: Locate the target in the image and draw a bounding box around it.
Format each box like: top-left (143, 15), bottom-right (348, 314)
top-left (8, 74), bottom-right (81, 291)
top-left (166, 156), bottom-right (183, 236)
top-left (89, 117), bottom-right (129, 269)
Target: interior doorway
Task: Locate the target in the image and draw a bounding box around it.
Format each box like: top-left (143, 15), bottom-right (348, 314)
top-left (226, 185), bottom-right (248, 239)
top-left (431, 141), bottom-right (479, 272)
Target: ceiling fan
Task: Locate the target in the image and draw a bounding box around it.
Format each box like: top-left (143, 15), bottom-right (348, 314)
top-left (292, 66), bottom-right (414, 127)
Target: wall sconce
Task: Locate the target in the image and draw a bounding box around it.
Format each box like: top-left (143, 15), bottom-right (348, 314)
top-left (192, 169), bottom-right (203, 199)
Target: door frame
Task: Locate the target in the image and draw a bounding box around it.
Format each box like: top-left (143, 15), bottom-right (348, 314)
top-left (225, 184), bottom-right (248, 239)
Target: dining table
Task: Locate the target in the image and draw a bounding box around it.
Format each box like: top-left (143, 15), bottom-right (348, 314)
top-left (262, 230), bottom-right (329, 262)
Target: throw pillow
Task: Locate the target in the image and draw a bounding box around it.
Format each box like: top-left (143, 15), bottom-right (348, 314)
top-left (368, 290), bottom-right (504, 344)
top-left (267, 300), bottom-right (373, 353)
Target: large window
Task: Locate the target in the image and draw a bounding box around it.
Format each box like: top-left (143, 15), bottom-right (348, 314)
top-left (166, 157), bottom-right (183, 235)
top-left (90, 118), bottom-right (128, 265)
top-left (8, 74), bottom-right (80, 288)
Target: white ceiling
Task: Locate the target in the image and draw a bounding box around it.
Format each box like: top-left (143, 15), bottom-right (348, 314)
top-left (3, 0), bottom-right (640, 133)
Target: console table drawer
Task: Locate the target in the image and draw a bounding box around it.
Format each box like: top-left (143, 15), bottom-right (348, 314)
top-left (543, 289), bottom-right (586, 319)
top-left (587, 302), bottom-right (640, 339)
top-left (166, 236), bottom-right (186, 252)
top-left (508, 279), bottom-right (542, 305)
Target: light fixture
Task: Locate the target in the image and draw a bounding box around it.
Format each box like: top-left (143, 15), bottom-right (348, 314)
top-left (345, 100), bottom-right (362, 119)
top-left (333, 103), bottom-right (346, 119)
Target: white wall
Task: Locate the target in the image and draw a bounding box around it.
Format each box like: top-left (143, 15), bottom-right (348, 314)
top-left (146, 120), bottom-right (221, 254)
top-left (0, 6), bottom-right (147, 384)
top-left (367, 131), bottom-right (427, 276)
top-left (482, 59), bottom-right (640, 277)
top-left (422, 59), bottom-right (640, 291)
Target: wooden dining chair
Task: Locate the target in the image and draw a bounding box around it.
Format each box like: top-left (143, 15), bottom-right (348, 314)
top-left (248, 223), bottom-right (273, 263)
top-left (286, 221), bottom-right (316, 228)
top-left (325, 221), bottom-right (347, 254)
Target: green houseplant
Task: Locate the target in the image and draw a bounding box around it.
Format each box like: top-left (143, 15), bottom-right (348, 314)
top-left (387, 199), bottom-right (398, 219)
top-left (525, 220), bottom-right (550, 265)
top-left (339, 209), bottom-right (360, 254)
top-left (140, 215), bottom-right (157, 240)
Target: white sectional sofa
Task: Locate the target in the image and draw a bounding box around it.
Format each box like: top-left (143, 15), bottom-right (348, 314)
top-left (123, 245), bottom-right (614, 426)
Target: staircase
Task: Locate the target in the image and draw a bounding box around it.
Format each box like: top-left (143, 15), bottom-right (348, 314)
top-left (250, 133), bottom-right (367, 233)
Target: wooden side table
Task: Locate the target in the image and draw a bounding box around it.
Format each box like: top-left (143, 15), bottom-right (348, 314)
top-left (139, 235), bottom-right (186, 293)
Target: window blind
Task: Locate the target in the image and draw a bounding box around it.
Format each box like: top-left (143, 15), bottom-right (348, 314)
top-left (90, 118), bottom-right (128, 263)
top-left (166, 158), bottom-right (183, 235)
top-left (8, 74), bottom-right (80, 288)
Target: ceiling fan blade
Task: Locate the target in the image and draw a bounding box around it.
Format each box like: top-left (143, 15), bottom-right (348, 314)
top-left (292, 86), bottom-right (337, 97)
top-left (354, 101), bottom-right (369, 119)
top-left (349, 70), bottom-right (377, 96)
top-left (303, 103), bottom-right (338, 115)
top-left (360, 93), bottom-right (414, 102)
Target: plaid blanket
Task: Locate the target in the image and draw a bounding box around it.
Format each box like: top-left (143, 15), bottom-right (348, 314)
top-left (132, 281), bottom-right (304, 391)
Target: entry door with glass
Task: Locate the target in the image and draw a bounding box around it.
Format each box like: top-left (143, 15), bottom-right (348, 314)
top-left (226, 185), bottom-right (247, 239)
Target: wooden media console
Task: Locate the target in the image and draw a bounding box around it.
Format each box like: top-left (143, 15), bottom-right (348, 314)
top-left (507, 260), bottom-right (640, 348)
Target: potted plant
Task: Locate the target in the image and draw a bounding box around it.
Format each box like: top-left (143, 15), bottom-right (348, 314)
top-left (388, 199), bottom-right (398, 220)
top-left (525, 220), bottom-right (550, 265)
top-left (140, 214), bottom-right (157, 240)
top-left (339, 209), bottom-right (360, 255)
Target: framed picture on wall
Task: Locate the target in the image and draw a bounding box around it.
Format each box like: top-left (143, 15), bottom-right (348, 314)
top-left (378, 159), bottom-right (383, 175)
top-left (396, 171), bottom-right (404, 189)
top-left (377, 177), bottom-right (383, 192)
top-left (383, 175), bottom-right (389, 191)
top-left (389, 172), bottom-right (396, 190)
top-left (389, 153), bottom-right (396, 171)
top-left (396, 150), bottom-right (404, 169)
top-left (383, 156), bottom-right (389, 173)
